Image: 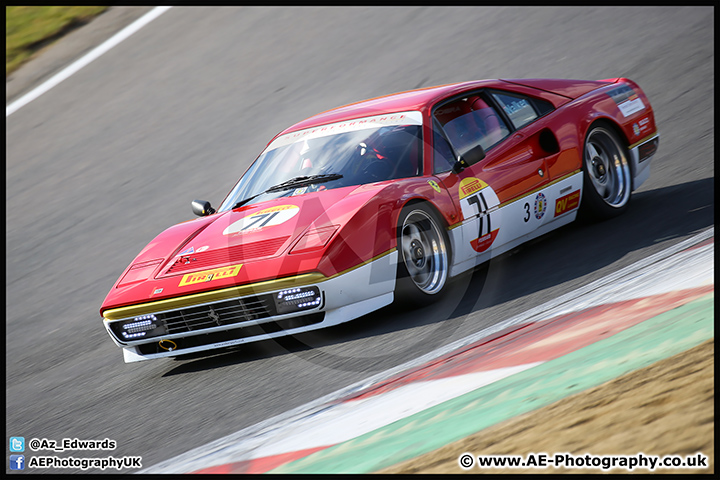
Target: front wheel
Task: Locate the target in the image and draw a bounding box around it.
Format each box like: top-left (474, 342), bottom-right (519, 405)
top-left (581, 124), bottom-right (632, 220)
top-left (395, 203), bottom-right (450, 304)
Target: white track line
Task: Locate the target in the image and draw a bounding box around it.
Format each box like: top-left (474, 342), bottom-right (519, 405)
top-left (229, 363), bottom-right (542, 462)
top-left (142, 227), bottom-right (713, 473)
top-left (6, 6), bottom-right (172, 117)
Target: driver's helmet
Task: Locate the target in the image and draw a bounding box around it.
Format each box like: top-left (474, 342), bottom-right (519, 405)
top-left (367, 125), bottom-right (420, 177)
top-left (358, 125), bottom-right (406, 162)
top-left (374, 126), bottom-right (411, 158)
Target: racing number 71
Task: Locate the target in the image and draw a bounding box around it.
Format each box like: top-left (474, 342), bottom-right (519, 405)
top-left (241, 211), bottom-right (280, 231)
top-left (467, 192), bottom-right (491, 239)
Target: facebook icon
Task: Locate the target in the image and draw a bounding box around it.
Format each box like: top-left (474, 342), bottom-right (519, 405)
top-left (10, 455), bottom-right (25, 470)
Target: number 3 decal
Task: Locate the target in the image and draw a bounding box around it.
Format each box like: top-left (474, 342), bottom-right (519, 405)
top-left (523, 202), bottom-right (530, 222)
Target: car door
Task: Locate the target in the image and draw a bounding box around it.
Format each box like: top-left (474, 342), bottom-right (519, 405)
top-left (431, 90), bottom-right (555, 270)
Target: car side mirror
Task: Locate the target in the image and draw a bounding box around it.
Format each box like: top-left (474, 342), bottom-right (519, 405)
top-left (452, 144), bottom-right (486, 174)
top-left (192, 199), bottom-right (215, 217)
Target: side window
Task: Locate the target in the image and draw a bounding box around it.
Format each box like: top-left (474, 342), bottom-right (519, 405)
top-left (433, 128), bottom-right (456, 173)
top-left (490, 91), bottom-right (553, 129)
top-left (433, 95), bottom-right (510, 157)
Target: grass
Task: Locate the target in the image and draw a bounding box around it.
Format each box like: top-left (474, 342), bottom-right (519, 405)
top-left (6, 6), bottom-right (108, 76)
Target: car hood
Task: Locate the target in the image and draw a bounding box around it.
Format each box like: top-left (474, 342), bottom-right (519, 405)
top-left (158, 188), bottom-right (361, 278)
top-left (101, 183), bottom-right (392, 313)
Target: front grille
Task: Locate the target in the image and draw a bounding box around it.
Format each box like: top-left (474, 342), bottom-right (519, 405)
top-left (136, 312), bottom-right (325, 356)
top-left (164, 236), bottom-right (289, 275)
top-left (159, 295), bottom-right (274, 334)
top-left (109, 295), bottom-right (275, 342)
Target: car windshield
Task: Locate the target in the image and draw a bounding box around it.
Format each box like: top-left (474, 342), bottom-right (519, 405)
top-left (219, 111), bottom-right (423, 211)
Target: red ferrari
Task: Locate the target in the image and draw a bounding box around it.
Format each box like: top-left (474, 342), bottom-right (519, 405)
top-left (101, 78), bottom-right (659, 362)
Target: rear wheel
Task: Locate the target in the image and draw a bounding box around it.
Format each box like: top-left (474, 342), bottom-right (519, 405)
top-left (581, 123), bottom-right (632, 219)
top-left (395, 203), bottom-right (449, 304)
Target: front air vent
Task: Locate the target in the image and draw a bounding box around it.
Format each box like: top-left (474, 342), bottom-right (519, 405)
top-left (539, 128), bottom-right (559, 155)
top-left (164, 236), bottom-right (289, 275)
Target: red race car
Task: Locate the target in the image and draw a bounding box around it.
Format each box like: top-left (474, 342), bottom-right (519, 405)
top-left (101, 78), bottom-right (659, 362)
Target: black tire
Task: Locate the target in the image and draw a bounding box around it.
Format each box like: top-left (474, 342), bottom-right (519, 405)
top-left (580, 123), bottom-right (632, 220)
top-left (394, 203), bottom-right (450, 305)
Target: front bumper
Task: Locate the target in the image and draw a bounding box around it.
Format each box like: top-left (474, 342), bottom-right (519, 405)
top-left (103, 250), bottom-right (398, 362)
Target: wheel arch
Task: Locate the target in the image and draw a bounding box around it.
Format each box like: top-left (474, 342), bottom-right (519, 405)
top-left (395, 197), bottom-right (455, 273)
top-left (580, 118), bottom-right (634, 219)
top-left (583, 117), bottom-right (634, 185)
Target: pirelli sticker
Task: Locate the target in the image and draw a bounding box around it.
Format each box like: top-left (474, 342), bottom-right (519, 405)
top-left (459, 177), bottom-right (489, 200)
top-left (178, 264), bottom-right (243, 287)
top-left (554, 190), bottom-right (580, 217)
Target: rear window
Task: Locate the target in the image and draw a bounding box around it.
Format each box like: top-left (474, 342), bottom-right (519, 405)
top-left (490, 91), bottom-right (553, 129)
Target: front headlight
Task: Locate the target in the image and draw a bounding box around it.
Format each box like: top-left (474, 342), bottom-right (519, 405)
top-left (290, 225), bottom-right (339, 254)
top-left (117, 259), bottom-right (164, 288)
top-left (110, 314), bottom-right (168, 341)
top-left (274, 287), bottom-right (321, 314)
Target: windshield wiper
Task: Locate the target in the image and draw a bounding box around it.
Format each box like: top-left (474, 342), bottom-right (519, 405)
top-left (231, 173), bottom-right (343, 209)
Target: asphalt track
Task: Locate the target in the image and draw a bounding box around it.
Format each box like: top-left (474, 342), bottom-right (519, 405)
top-left (6, 7), bottom-right (714, 473)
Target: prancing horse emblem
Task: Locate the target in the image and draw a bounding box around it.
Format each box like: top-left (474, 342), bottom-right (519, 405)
top-left (208, 306), bottom-right (221, 325)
